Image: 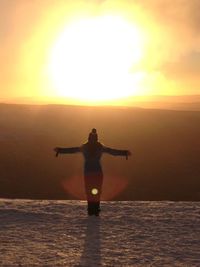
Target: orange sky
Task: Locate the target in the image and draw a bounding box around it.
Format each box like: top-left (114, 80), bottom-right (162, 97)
top-left (0, 0), bottom-right (200, 104)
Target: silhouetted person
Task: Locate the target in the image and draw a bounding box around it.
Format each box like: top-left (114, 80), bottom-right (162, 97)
top-left (54, 128), bottom-right (131, 216)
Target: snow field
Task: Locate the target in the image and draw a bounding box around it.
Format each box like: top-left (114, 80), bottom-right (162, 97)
top-left (0, 200), bottom-right (200, 266)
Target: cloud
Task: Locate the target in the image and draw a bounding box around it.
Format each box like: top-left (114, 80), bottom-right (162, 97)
top-left (161, 51), bottom-right (200, 79)
top-left (143, 0), bottom-right (200, 54)
top-left (137, 0), bottom-right (200, 32)
top-left (129, 0), bottom-right (200, 91)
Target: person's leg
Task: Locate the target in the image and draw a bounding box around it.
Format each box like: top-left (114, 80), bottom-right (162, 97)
top-left (84, 174), bottom-right (91, 214)
top-left (93, 202), bottom-right (100, 216)
top-left (87, 201), bottom-right (94, 215)
top-left (88, 195), bottom-right (99, 215)
top-left (84, 172), bottom-right (103, 215)
top-left (96, 174), bottom-right (103, 215)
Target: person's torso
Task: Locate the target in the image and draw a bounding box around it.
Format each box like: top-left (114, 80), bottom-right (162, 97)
top-left (81, 142), bottom-right (103, 172)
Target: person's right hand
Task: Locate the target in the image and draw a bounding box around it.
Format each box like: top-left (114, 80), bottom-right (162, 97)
top-left (54, 147), bottom-right (60, 157)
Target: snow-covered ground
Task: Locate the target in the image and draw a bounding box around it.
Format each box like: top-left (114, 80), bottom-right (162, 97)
top-left (0, 200), bottom-right (200, 266)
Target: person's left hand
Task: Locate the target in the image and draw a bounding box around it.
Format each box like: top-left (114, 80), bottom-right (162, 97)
top-left (127, 150), bottom-right (131, 156)
top-left (125, 150), bottom-right (131, 160)
top-left (54, 147), bottom-right (60, 157)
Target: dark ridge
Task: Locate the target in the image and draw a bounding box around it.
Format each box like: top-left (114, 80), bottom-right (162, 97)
top-left (0, 103), bottom-right (200, 201)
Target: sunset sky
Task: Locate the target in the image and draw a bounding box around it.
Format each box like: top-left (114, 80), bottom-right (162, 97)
top-left (0, 0), bottom-right (200, 104)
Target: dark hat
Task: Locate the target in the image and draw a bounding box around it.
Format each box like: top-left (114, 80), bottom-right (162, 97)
top-left (88, 128), bottom-right (98, 142)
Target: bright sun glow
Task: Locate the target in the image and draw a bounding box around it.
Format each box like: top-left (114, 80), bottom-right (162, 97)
top-left (48, 15), bottom-right (145, 102)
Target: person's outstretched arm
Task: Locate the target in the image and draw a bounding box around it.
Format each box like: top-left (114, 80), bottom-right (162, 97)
top-left (102, 146), bottom-right (131, 159)
top-left (54, 147), bottom-right (81, 157)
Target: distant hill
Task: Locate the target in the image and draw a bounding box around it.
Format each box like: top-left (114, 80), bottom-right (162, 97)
top-left (0, 103), bottom-right (200, 200)
top-left (1, 95), bottom-right (200, 110)
top-left (117, 95), bottom-right (200, 110)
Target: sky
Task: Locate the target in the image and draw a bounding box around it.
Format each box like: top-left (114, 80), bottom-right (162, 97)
top-left (0, 0), bottom-right (200, 104)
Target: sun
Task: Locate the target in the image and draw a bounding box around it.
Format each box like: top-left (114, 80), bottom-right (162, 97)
top-left (48, 15), bottom-right (145, 103)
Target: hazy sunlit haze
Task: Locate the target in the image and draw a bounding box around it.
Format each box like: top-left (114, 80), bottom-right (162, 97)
top-left (0, 0), bottom-right (199, 105)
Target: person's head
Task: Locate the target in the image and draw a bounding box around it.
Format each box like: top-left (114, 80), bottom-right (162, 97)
top-left (88, 128), bottom-right (98, 143)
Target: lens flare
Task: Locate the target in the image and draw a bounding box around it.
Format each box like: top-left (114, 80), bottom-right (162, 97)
top-left (91, 188), bottom-right (98, 195)
top-left (62, 174), bottom-right (129, 201)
